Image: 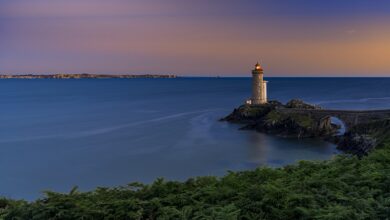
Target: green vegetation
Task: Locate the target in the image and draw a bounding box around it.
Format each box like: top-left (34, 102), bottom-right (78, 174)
top-left (240, 105), bottom-right (273, 119)
top-left (266, 111), bottom-right (314, 129)
top-left (291, 114), bottom-right (315, 128)
top-left (265, 110), bottom-right (283, 123)
top-left (1, 122), bottom-right (390, 219)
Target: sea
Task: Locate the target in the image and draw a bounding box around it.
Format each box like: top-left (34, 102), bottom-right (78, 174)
top-left (0, 77), bottom-right (389, 200)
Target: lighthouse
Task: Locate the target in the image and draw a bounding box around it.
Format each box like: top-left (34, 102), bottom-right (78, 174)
top-left (247, 62), bottom-right (268, 105)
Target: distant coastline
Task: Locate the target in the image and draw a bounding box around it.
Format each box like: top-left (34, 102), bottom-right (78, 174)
top-left (0, 73), bottom-right (177, 79)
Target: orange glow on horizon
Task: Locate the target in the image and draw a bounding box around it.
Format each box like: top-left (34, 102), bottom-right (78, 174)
top-left (1, 0), bottom-right (390, 76)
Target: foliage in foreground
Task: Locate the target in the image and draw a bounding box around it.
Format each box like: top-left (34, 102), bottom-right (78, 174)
top-left (1, 126), bottom-right (390, 219)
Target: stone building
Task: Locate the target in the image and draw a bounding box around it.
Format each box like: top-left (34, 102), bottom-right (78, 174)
top-left (246, 62), bottom-right (268, 105)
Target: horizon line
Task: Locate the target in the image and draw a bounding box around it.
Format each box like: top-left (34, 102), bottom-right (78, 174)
top-left (0, 73), bottom-right (389, 78)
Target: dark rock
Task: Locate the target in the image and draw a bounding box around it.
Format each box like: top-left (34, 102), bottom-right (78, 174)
top-left (220, 101), bottom-right (281, 123)
top-left (221, 99), bottom-right (337, 138)
top-left (337, 133), bottom-right (377, 157)
top-left (318, 116), bottom-right (332, 130)
top-left (285, 99), bottom-right (321, 109)
top-left (334, 119), bottom-right (390, 157)
top-left (222, 99), bottom-right (390, 157)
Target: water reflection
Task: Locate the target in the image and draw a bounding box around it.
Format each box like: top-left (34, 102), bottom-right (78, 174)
top-left (240, 130), bottom-right (339, 168)
top-left (247, 133), bottom-right (269, 166)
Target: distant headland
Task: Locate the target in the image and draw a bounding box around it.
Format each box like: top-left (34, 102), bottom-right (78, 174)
top-left (0, 73), bottom-right (177, 79)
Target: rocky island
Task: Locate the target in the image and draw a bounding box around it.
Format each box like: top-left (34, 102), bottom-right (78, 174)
top-left (222, 99), bottom-right (336, 138)
top-left (0, 73), bottom-right (177, 79)
top-left (222, 99), bottom-right (390, 157)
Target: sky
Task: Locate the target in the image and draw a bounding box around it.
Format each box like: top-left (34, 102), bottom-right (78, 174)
top-left (1, 0), bottom-right (390, 76)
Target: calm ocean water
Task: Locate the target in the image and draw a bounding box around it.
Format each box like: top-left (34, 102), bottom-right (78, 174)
top-left (1, 77), bottom-right (389, 199)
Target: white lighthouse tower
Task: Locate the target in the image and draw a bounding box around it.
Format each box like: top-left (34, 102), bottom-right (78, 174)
top-left (247, 62), bottom-right (268, 105)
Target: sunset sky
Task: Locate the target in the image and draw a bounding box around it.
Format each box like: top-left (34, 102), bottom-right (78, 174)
top-left (1, 0), bottom-right (390, 76)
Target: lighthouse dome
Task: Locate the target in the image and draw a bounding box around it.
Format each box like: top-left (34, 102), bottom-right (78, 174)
top-left (254, 62), bottom-right (263, 71)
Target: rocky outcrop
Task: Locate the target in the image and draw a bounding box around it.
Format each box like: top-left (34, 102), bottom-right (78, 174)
top-left (337, 133), bottom-right (377, 157)
top-left (285, 99), bottom-right (321, 110)
top-left (222, 99), bottom-right (390, 156)
top-left (221, 100), bottom-right (338, 138)
top-left (221, 101), bottom-right (282, 123)
top-left (335, 119), bottom-right (390, 157)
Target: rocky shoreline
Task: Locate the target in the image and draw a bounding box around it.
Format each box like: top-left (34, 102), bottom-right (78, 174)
top-left (221, 99), bottom-right (389, 157)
